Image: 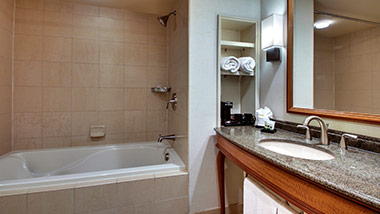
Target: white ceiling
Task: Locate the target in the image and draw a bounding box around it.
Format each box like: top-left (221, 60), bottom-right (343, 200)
top-left (314, 0), bottom-right (380, 38)
top-left (65, 0), bottom-right (178, 15)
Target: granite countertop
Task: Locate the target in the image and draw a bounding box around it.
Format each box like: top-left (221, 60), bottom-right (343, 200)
top-left (214, 126), bottom-right (380, 209)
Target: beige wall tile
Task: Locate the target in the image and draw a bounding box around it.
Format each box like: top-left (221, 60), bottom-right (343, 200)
top-left (155, 175), bottom-right (188, 201)
top-left (43, 62), bottom-right (72, 87)
top-left (72, 88), bottom-right (98, 111)
top-left (28, 189), bottom-right (74, 214)
top-left (0, 28), bottom-right (12, 58)
top-left (99, 111), bottom-right (124, 134)
top-left (14, 61), bottom-right (43, 87)
top-left (124, 19), bottom-right (147, 44)
top-left (147, 90), bottom-right (168, 110)
top-left (73, 38), bottom-right (99, 63)
top-left (72, 3), bottom-right (99, 17)
top-left (14, 86), bottom-right (42, 112)
top-left (124, 111), bottom-right (146, 133)
top-left (99, 18), bottom-right (124, 42)
top-left (16, 0), bottom-right (43, 10)
top-left (99, 88), bottom-right (124, 111)
top-left (43, 87), bottom-right (72, 112)
top-left (74, 184), bottom-right (118, 213)
top-left (14, 34), bottom-right (43, 60)
top-left (14, 113), bottom-right (42, 139)
top-left (117, 179), bottom-right (154, 207)
top-left (117, 206), bottom-right (135, 214)
top-left (153, 197), bottom-right (188, 214)
top-left (148, 22), bottom-right (167, 46)
top-left (124, 88), bottom-right (147, 110)
top-left (0, 0), bottom-right (15, 31)
top-left (124, 65), bottom-right (147, 88)
top-left (15, 8), bottom-right (43, 35)
top-left (44, 0), bottom-right (73, 13)
top-left (99, 65), bottom-right (124, 87)
top-left (0, 57), bottom-right (12, 86)
top-left (72, 111), bottom-right (98, 136)
top-left (0, 194), bottom-right (27, 214)
top-left (124, 132), bottom-right (147, 143)
top-left (124, 43), bottom-right (147, 66)
top-left (147, 109), bottom-right (167, 132)
top-left (44, 37), bottom-right (72, 62)
top-left (42, 112), bottom-right (71, 137)
top-left (100, 41), bottom-right (124, 65)
top-left (100, 7), bottom-right (124, 20)
top-left (44, 11), bottom-right (73, 37)
top-left (0, 86), bottom-right (11, 114)
top-left (13, 138), bottom-right (42, 150)
top-left (147, 66), bottom-right (168, 87)
top-left (72, 63), bottom-right (99, 87)
top-left (42, 136), bottom-right (72, 148)
top-left (148, 46), bottom-right (167, 66)
top-left (73, 14), bottom-right (98, 39)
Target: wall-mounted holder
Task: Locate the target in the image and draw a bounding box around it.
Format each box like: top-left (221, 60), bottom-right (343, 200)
top-left (151, 86), bottom-right (171, 93)
top-left (266, 48), bottom-right (281, 62)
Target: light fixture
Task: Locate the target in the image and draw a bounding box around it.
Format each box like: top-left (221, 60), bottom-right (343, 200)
top-left (314, 20), bottom-right (331, 29)
top-left (261, 14), bottom-right (284, 62)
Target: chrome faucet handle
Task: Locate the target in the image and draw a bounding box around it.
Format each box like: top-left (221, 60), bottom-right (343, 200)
top-left (339, 134), bottom-right (357, 150)
top-left (297, 125), bottom-right (311, 141)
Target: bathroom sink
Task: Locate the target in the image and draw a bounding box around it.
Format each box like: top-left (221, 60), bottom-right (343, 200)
top-left (258, 140), bottom-right (334, 160)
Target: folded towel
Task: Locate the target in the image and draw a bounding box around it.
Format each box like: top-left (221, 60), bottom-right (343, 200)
top-left (239, 57), bottom-right (256, 74)
top-left (221, 56), bottom-right (240, 73)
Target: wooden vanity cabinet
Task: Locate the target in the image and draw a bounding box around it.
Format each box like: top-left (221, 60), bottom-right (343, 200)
top-left (216, 134), bottom-right (380, 214)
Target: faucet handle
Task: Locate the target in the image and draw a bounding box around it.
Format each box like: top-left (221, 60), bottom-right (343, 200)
top-left (339, 134), bottom-right (357, 150)
top-left (297, 125), bottom-right (312, 141)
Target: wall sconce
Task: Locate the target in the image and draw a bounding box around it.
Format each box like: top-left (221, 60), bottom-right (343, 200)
top-left (261, 14), bottom-right (284, 62)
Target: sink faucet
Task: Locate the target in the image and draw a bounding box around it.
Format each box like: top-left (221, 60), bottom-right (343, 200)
top-left (158, 134), bottom-right (176, 142)
top-left (301, 116), bottom-right (329, 145)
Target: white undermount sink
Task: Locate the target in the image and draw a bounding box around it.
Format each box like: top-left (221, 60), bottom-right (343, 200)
top-left (259, 140), bottom-right (334, 160)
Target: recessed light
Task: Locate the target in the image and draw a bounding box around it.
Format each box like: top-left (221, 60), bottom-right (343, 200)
top-left (314, 20), bottom-right (331, 29)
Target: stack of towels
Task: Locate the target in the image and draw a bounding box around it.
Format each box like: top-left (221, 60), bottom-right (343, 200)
top-left (221, 56), bottom-right (256, 74)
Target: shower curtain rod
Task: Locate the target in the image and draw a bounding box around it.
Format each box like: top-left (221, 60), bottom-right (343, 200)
top-left (314, 10), bottom-right (380, 25)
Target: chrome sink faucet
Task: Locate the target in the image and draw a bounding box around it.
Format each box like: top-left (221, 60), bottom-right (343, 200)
top-left (301, 116), bottom-right (329, 145)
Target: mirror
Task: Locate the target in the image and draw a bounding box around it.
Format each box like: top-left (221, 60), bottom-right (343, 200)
top-left (287, 0), bottom-right (380, 123)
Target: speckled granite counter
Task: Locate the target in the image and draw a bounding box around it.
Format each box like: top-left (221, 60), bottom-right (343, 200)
top-left (214, 126), bottom-right (380, 209)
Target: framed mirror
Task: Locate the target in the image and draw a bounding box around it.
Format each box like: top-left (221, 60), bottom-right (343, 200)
top-left (287, 0), bottom-right (380, 123)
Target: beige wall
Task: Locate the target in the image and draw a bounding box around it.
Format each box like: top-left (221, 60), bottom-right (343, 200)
top-left (0, 173), bottom-right (188, 214)
top-left (0, 0), bottom-right (14, 156)
top-left (334, 27), bottom-right (380, 114)
top-left (13, 0), bottom-right (169, 150)
top-left (314, 35), bottom-right (334, 109)
top-left (168, 0), bottom-right (188, 167)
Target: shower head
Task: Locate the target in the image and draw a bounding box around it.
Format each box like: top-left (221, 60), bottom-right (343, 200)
top-left (157, 11), bottom-right (176, 27)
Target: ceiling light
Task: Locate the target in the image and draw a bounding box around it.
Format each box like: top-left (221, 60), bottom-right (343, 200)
top-left (314, 20), bottom-right (331, 29)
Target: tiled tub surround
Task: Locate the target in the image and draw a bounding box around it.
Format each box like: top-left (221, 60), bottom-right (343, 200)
top-left (0, 0), bottom-right (14, 156)
top-left (13, 0), bottom-right (169, 150)
top-left (0, 172), bottom-right (189, 214)
top-left (214, 126), bottom-right (380, 209)
top-left (0, 141), bottom-right (188, 214)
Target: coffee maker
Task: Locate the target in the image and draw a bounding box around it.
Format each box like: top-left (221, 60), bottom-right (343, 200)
top-left (221, 101), bottom-right (255, 126)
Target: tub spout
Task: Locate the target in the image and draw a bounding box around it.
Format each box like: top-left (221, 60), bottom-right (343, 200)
top-left (158, 134), bottom-right (176, 142)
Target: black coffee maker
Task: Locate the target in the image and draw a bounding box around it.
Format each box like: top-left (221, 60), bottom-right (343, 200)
top-left (221, 101), bottom-right (255, 126)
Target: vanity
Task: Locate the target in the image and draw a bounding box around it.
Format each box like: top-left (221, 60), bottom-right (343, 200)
top-left (215, 126), bottom-right (380, 214)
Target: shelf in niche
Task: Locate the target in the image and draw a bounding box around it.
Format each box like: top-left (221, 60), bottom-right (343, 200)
top-left (221, 40), bottom-right (255, 50)
top-left (221, 70), bottom-right (255, 76)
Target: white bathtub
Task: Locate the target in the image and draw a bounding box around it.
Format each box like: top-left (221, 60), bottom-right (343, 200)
top-left (0, 141), bottom-right (185, 195)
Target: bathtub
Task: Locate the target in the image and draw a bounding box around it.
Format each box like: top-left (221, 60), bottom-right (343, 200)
top-left (0, 141), bottom-right (185, 195)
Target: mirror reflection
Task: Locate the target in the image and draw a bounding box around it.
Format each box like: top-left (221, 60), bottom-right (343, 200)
top-left (293, 0), bottom-right (380, 114)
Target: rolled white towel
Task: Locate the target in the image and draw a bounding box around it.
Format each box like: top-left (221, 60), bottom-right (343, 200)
top-left (221, 56), bottom-right (240, 73)
top-left (239, 57), bottom-right (256, 74)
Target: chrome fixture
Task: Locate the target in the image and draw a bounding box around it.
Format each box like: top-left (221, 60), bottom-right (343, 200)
top-left (297, 125), bottom-right (311, 141)
top-left (301, 116), bottom-right (329, 145)
top-left (166, 93), bottom-right (177, 110)
top-left (158, 134), bottom-right (176, 142)
top-left (157, 11), bottom-right (176, 27)
top-left (339, 134), bottom-right (357, 150)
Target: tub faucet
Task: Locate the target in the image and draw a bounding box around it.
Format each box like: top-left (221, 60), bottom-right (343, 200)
top-left (158, 134), bottom-right (176, 142)
top-left (301, 116), bottom-right (329, 145)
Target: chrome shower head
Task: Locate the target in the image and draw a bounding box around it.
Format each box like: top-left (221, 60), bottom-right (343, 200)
top-left (157, 11), bottom-right (176, 27)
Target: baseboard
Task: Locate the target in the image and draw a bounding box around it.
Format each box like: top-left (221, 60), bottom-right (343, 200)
top-left (194, 203), bottom-right (243, 214)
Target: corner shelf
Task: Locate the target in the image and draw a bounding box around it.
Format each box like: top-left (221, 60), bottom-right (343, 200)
top-left (221, 40), bottom-right (255, 50)
top-left (221, 70), bottom-right (255, 76)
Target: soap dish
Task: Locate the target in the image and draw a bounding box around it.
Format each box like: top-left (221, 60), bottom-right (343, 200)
top-left (151, 86), bottom-right (171, 93)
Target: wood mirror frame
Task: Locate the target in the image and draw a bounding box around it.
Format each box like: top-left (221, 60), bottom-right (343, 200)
top-left (286, 0), bottom-right (380, 124)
